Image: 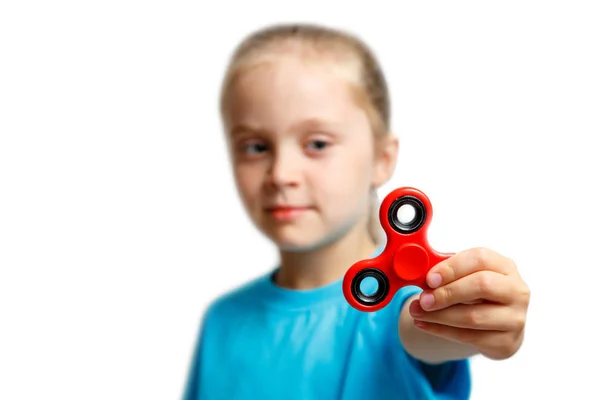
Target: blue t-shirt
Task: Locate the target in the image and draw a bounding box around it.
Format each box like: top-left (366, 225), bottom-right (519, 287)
top-left (183, 260), bottom-right (471, 399)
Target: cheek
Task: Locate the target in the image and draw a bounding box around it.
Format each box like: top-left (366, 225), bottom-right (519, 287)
top-left (311, 153), bottom-right (374, 209)
top-left (233, 165), bottom-right (263, 205)
top-left (328, 147), bottom-right (374, 185)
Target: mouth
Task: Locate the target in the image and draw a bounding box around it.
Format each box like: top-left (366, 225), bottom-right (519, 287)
top-left (264, 206), bottom-right (312, 221)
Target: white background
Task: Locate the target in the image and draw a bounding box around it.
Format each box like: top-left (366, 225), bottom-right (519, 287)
top-left (1, 1), bottom-right (598, 399)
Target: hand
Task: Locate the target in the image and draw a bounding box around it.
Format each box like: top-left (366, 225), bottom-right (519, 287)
top-left (408, 247), bottom-right (531, 360)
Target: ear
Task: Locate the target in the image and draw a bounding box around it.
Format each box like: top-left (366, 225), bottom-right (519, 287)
top-left (372, 134), bottom-right (399, 188)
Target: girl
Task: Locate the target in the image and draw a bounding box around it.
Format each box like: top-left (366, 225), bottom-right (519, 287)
top-left (183, 23), bottom-right (530, 399)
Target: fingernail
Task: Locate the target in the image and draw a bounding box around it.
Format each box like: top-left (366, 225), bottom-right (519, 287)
top-left (429, 273), bottom-right (442, 288)
top-left (414, 320), bottom-right (427, 329)
top-left (409, 300), bottom-right (424, 316)
top-left (420, 293), bottom-right (435, 310)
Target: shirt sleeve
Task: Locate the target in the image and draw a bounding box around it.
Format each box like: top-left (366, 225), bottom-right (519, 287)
top-left (181, 321), bottom-right (204, 400)
top-left (180, 302), bottom-right (218, 400)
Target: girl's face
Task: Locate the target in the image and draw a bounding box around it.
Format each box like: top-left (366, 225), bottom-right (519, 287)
top-left (224, 55), bottom-right (395, 251)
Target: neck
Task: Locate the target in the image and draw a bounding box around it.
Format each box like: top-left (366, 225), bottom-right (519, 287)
top-left (274, 227), bottom-right (378, 290)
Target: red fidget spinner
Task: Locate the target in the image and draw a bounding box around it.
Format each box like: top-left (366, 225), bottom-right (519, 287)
top-left (342, 187), bottom-right (453, 312)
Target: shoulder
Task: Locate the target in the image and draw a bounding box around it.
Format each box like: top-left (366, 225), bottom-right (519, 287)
top-left (202, 272), bottom-right (271, 322)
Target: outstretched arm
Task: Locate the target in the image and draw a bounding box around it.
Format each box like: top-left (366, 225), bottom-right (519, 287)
top-left (399, 293), bottom-right (480, 364)
top-left (398, 247), bottom-right (530, 364)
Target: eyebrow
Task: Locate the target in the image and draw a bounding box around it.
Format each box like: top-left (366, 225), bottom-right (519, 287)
top-left (290, 117), bottom-right (336, 132)
top-left (228, 118), bottom-right (338, 138)
top-left (228, 123), bottom-right (268, 137)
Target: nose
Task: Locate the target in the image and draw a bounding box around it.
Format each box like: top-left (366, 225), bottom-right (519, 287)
top-left (267, 148), bottom-right (301, 189)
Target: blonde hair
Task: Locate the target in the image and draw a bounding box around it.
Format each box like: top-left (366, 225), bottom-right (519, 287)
top-left (219, 23), bottom-right (392, 245)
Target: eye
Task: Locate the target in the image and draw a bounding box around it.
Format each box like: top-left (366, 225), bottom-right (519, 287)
top-left (306, 139), bottom-right (329, 151)
top-left (237, 140), bottom-right (268, 155)
top-left (244, 142), bottom-right (268, 154)
top-left (234, 139), bottom-right (270, 162)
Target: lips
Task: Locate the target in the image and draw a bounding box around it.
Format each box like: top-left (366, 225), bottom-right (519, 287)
top-left (265, 206), bottom-right (311, 221)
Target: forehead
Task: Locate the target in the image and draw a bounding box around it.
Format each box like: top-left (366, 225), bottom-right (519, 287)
top-left (224, 56), bottom-right (367, 133)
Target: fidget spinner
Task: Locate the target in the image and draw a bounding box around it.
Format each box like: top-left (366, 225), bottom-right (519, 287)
top-left (342, 187), bottom-right (453, 312)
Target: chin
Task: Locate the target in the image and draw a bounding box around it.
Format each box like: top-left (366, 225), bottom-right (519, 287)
top-left (276, 242), bottom-right (323, 253)
top-left (253, 212), bottom-right (355, 253)
top-left (268, 235), bottom-right (322, 252)
top-left (258, 226), bottom-right (320, 252)
top-left (266, 227), bottom-right (346, 253)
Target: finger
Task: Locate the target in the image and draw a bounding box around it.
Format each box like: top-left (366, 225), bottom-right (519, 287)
top-left (420, 270), bottom-right (514, 311)
top-left (427, 247), bottom-right (516, 289)
top-left (413, 320), bottom-right (523, 360)
top-left (412, 319), bottom-right (492, 347)
top-left (409, 299), bottom-right (524, 331)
